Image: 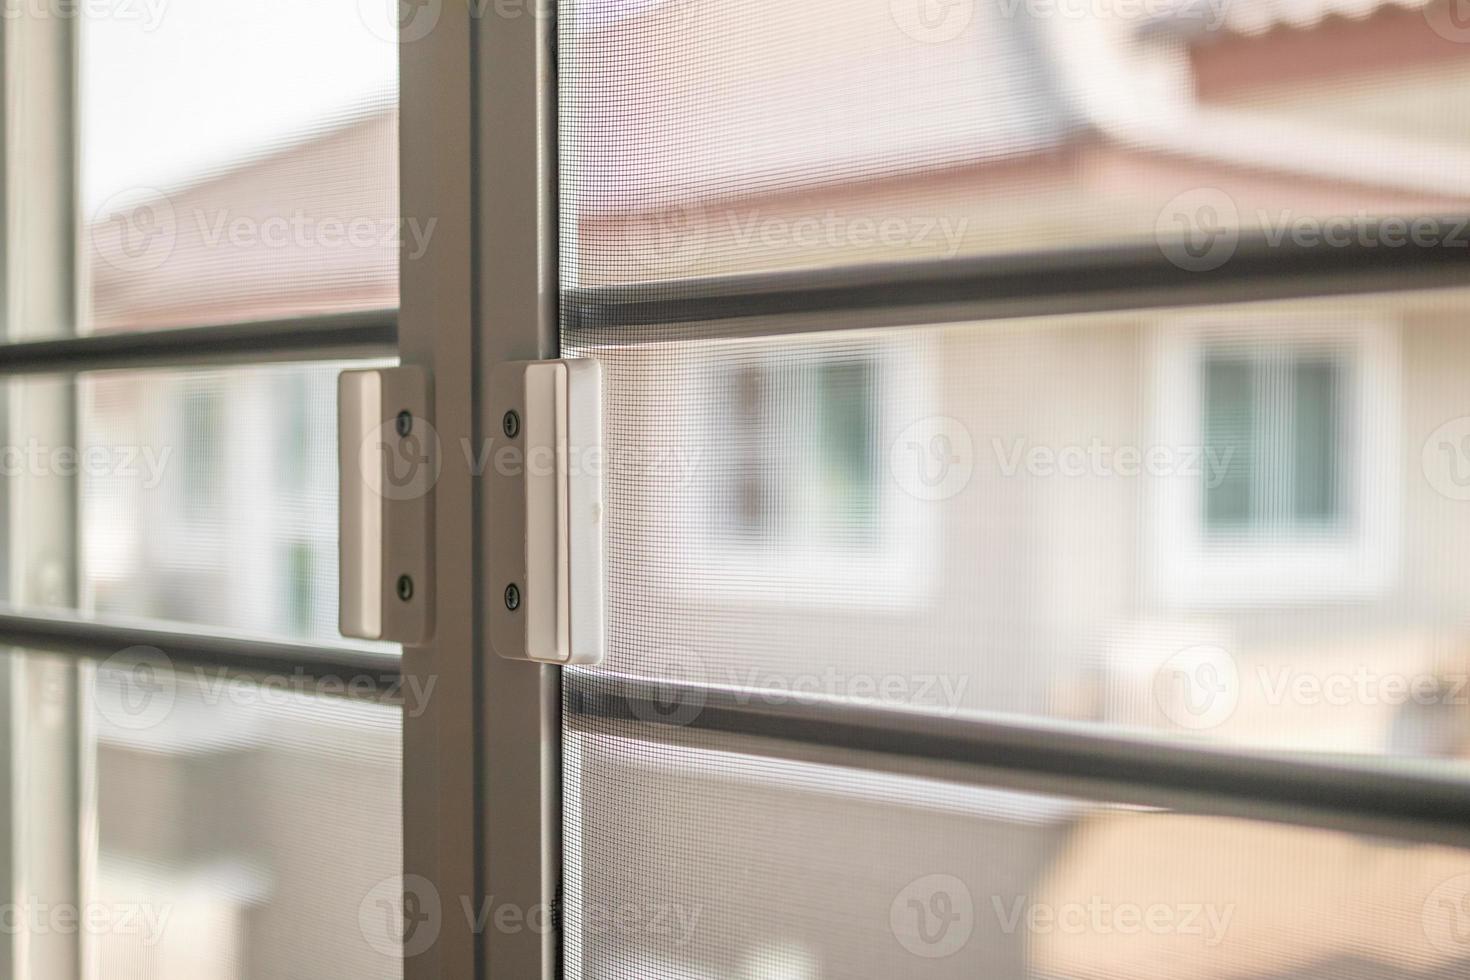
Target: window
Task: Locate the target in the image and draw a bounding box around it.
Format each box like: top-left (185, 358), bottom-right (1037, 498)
top-left (1202, 350), bottom-right (1345, 533)
top-left (642, 337), bottom-right (936, 607)
top-left (0, 2), bottom-right (405, 978)
top-left (1149, 315), bottom-right (1399, 606)
top-left (550, 1), bottom-right (1470, 976)
top-left (716, 354), bottom-right (879, 542)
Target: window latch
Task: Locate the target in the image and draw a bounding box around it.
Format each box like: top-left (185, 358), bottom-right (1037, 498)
top-left (337, 366), bottom-right (435, 644)
top-left (485, 359), bottom-right (605, 666)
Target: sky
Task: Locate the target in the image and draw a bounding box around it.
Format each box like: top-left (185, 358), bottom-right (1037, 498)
top-left (80, 0), bottom-right (399, 212)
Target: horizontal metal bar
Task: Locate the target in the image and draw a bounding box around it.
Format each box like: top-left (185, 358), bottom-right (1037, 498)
top-left (0, 309), bottom-right (397, 375)
top-left (564, 230), bottom-right (1470, 332)
top-left (0, 610), bottom-right (402, 696)
top-left (568, 675), bottom-right (1470, 848)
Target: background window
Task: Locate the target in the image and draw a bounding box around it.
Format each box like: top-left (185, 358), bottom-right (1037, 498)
top-left (1202, 350), bottom-right (1346, 534)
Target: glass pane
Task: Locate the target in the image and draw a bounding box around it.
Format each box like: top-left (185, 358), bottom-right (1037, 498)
top-left (75, 361), bottom-right (385, 644)
top-left (559, 0), bottom-right (1470, 286)
top-left (87, 656), bottom-right (403, 979)
top-left (564, 712), bottom-right (1470, 979)
top-left (1202, 356), bottom-right (1255, 529)
top-left (567, 287), bottom-right (1470, 764)
top-left (80, 0), bottom-right (400, 332)
top-left (1292, 357), bottom-right (1341, 524)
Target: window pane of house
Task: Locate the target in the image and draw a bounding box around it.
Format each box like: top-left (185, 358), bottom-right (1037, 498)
top-left (564, 716), bottom-right (1470, 979)
top-left (560, 0), bottom-right (1470, 286)
top-left (1203, 356), bottom-right (1255, 529)
top-left (566, 287), bottom-right (1470, 765)
top-left (79, 0), bottom-right (400, 332)
top-left (74, 361), bottom-right (389, 645)
top-left (1293, 357), bottom-right (1341, 524)
top-left (88, 656), bottom-right (403, 979)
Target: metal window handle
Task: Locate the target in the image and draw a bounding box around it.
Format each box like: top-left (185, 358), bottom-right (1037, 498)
top-left (486, 359), bottom-right (605, 665)
top-left (338, 366), bottom-right (435, 644)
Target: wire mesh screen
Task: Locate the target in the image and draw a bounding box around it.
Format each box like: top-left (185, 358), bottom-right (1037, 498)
top-left (563, 717), bottom-right (1470, 980)
top-left (559, 0), bottom-right (1470, 977)
top-left (559, 0), bottom-right (1470, 290)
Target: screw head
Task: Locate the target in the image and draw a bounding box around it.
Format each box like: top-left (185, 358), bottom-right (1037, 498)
top-left (394, 410), bottom-right (413, 438)
top-left (396, 575), bottom-right (414, 602)
top-left (502, 410), bottom-right (520, 439)
top-left (504, 583), bottom-right (521, 612)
